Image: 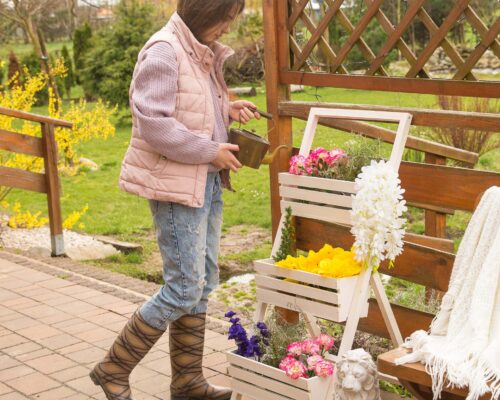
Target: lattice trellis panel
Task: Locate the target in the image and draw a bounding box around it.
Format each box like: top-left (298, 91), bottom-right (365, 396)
top-left (280, 0), bottom-right (500, 97)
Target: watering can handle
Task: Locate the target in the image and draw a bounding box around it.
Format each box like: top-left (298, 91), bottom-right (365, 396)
top-left (248, 106), bottom-right (273, 120)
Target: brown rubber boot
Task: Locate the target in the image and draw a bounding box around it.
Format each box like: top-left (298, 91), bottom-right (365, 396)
top-left (169, 313), bottom-right (232, 400)
top-left (90, 311), bottom-right (163, 400)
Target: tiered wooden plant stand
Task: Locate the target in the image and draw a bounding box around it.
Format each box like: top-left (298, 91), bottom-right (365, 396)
top-left (228, 108), bottom-right (412, 400)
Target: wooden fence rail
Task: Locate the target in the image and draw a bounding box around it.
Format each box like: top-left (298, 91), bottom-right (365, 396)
top-left (0, 106), bottom-right (72, 256)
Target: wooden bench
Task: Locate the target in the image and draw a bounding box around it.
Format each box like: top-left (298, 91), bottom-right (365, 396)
top-left (374, 179), bottom-right (500, 400)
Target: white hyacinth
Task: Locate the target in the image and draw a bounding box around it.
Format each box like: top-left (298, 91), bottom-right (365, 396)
top-left (350, 160), bottom-right (407, 269)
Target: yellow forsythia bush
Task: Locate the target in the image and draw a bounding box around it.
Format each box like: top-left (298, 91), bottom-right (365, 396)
top-left (0, 59), bottom-right (115, 230)
top-left (275, 244), bottom-right (362, 278)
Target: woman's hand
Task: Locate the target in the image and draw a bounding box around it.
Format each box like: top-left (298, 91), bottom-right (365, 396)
top-left (229, 100), bottom-right (261, 124)
top-left (212, 143), bottom-right (242, 172)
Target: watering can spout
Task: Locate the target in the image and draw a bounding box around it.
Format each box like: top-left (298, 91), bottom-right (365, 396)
top-left (261, 145), bottom-right (290, 165)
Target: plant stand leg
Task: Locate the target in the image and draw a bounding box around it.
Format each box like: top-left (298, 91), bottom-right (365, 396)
top-left (370, 272), bottom-right (403, 346)
top-left (254, 301), bottom-right (268, 323)
top-left (303, 313), bottom-right (321, 337)
top-left (337, 266), bottom-right (373, 357)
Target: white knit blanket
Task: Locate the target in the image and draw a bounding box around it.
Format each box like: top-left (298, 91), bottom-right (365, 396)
top-left (396, 186), bottom-right (500, 400)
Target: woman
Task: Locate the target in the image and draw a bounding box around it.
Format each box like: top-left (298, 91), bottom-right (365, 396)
top-left (90, 1), bottom-right (259, 399)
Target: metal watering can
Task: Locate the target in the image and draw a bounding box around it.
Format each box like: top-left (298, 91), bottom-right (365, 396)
top-left (229, 107), bottom-right (289, 169)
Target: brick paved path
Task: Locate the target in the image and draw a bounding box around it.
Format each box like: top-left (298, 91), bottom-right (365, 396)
top-left (0, 252), bottom-right (236, 399)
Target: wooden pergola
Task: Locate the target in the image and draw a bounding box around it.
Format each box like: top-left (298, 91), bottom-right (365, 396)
top-left (261, 1), bottom-right (500, 398)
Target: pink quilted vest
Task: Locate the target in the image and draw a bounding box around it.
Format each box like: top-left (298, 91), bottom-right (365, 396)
top-left (119, 12), bottom-right (233, 207)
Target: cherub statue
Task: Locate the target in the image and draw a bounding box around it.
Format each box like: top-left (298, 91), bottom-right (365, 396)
top-left (334, 348), bottom-right (381, 400)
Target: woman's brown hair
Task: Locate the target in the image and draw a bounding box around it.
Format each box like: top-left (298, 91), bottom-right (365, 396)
top-left (177, 0), bottom-right (245, 41)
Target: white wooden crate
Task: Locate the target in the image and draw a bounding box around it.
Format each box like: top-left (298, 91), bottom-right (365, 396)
top-left (278, 173), bottom-right (356, 226)
top-left (226, 351), bottom-right (333, 400)
top-left (255, 259), bottom-right (368, 322)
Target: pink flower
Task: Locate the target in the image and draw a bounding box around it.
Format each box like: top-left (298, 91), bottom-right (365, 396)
top-left (306, 354), bottom-right (324, 371)
top-left (286, 341), bottom-right (302, 357)
top-left (289, 155), bottom-right (306, 175)
top-left (314, 360), bottom-right (334, 377)
top-left (301, 339), bottom-right (320, 355)
top-left (314, 334), bottom-right (335, 352)
top-left (283, 359), bottom-right (307, 379)
top-left (309, 147), bottom-right (328, 161)
top-left (279, 355), bottom-right (296, 370)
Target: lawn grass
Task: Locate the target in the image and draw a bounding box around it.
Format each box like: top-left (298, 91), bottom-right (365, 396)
top-left (0, 41), bottom-right (72, 60)
top-left (5, 85), bottom-right (498, 237)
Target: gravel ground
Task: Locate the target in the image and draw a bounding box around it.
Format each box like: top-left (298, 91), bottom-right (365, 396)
top-left (0, 226), bottom-right (119, 260)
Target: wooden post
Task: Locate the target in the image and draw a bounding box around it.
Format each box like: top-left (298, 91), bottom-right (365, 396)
top-left (264, 0), bottom-right (296, 324)
top-left (424, 153), bottom-right (446, 302)
top-left (41, 122), bottom-right (65, 256)
top-left (263, 0), bottom-right (293, 239)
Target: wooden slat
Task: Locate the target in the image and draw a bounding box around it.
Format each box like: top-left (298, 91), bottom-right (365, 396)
top-left (367, 0), bottom-right (426, 76)
top-left (0, 106), bottom-right (72, 128)
top-left (280, 185), bottom-right (353, 208)
top-left (326, 1), bottom-right (388, 76)
top-left (230, 379), bottom-right (295, 400)
top-left (279, 102), bottom-right (479, 165)
top-left (280, 172), bottom-right (356, 192)
top-left (0, 166), bottom-right (47, 193)
top-left (255, 274), bottom-right (340, 305)
top-left (454, 18), bottom-right (500, 80)
top-left (294, 5), bottom-right (350, 75)
top-left (295, 218), bottom-right (455, 292)
top-left (291, 0), bottom-right (343, 71)
top-left (255, 259), bottom-right (340, 290)
top-left (364, 0), bottom-right (429, 79)
top-left (400, 162), bottom-right (500, 212)
top-left (256, 287), bottom-right (342, 321)
top-left (411, 2), bottom-right (475, 80)
top-left (464, 6), bottom-right (500, 59)
top-left (280, 71), bottom-right (500, 98)
top-left (279, 101), bottom-right (500, 132)
top-left (0, 129), bottom-right (44, 157)
top-left (227, 351), bottom-right (309, 390)
top-left (358, 299), bottom-right (434, 339)
top-left (287, 0), bottom-right (310, 30)
top-left (378, 348), bottom-right (492, 399)
top-left (282, 200), bottom-right (352, 226)
top-left (405, 232), bottom-right (454, 253)
top-left (228, 366), bottom-right (310, 400)
top-left (328, 0), bottom-right (385, 73)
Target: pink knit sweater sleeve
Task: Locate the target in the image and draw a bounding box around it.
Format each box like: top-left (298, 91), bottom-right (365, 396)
top-left (131, 42), bottom-right (220, 164)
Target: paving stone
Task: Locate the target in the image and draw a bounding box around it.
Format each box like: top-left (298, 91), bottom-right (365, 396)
top-left (50, 365), bottom-right (90, 383)
top-left (1, 316), bottom-right (40, 330)
top-left (2, 341), bottom-right (42, 357)
top-left (0, 382), bottom-right (13, 395)
top-left (65, 346), bottom-right (105, 364)
top-left (133, 373), bottom-right (171, 396)
top-left (30, 385), bottom-right (78, 399)
top-left (0, 354), bottom-right (21, 370)
top-left (58, 341), bottom-right (92, 355)
top-left (74, 327), bottom-right (116, 343)
top-left (0, 392), bottom-right (30, 399)
top-left (37, 333), bottom-right (82, 350)
top-left (16, 324), bottom-right (62, 340)
top-left (0, 333), bottom-right (29, 349)
top-left (6, 371), bottom-right (61, 395)
top-left (16, 348), bottom-right (53, 362)
top-left (26, 353), bottom-right (77, 374)
top-left (66, 375), bottom-right (101, 396)
top-left (0, 364), bottom-right (36, 382)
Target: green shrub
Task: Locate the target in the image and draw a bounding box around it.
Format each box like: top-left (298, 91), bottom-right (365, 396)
top-left (81, 1), bottom-right (158, 107)
top-left (73, 23), bottom-right (92, 86)
top-left (61, 45), bottom-right (75, 99)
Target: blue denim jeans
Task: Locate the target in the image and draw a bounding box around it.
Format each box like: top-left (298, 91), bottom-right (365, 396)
top-left (139, 172), bottom-right (223, 331)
